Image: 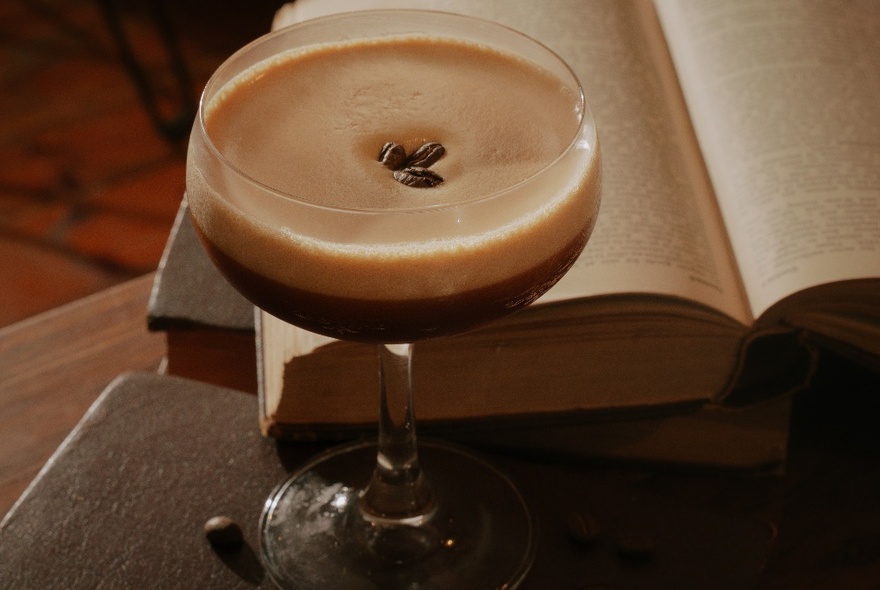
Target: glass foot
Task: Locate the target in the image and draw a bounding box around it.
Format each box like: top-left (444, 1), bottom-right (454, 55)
top-left (260, 439), bottom-right (536, 589)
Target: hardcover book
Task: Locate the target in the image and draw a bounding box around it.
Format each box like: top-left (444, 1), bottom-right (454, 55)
top-left (0, 373), bottom-right (772, 589)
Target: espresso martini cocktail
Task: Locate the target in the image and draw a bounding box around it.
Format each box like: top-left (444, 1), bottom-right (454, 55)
top-left (186, 10), bottom-right (601, 589)
top-left (188, 27), bottom-right (600, 343)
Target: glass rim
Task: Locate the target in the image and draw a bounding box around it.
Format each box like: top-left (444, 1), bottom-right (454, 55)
top-left (196, 8), bottom-right (592, 215)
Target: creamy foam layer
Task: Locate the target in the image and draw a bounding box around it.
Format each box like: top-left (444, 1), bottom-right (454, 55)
top-left (188, 34), bottom-right (600, 301)
top-left (206, 36), bottom-right (581, 209)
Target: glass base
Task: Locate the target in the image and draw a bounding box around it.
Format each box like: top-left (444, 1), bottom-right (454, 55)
top-left (260, 439), bottom-right (536, 589)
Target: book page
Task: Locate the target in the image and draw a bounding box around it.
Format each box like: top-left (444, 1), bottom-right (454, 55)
top-left (655, 0), bottom-right (880, 318)
top-left (274, 0), bottom-right (751, 324)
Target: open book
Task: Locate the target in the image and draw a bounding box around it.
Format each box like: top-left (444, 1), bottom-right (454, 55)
top-left (154, 0), bottom-right (879, 468)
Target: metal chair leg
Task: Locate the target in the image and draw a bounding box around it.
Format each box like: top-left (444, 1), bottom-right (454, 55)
top-left (96, 0), bottom-right (196, 143)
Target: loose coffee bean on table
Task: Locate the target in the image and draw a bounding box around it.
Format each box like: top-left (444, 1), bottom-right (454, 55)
top-left (566, 511), bottom-right (601, 545)
top-left (615, 529), bottom-right (657, 560)
top-left (204, 515), bottom-right (243, 549)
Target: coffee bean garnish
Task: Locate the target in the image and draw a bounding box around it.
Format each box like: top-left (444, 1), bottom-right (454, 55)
top-left (379, 141), bottom-right (445, 187)
top-left (566, 511), bottom-right (601, 545)
top-left (404, 142), bottom-right (445, 168)
top-left (379, 142), bottom-right (407, 170)
top-left (393, 166), bottom-right (444, 188)
top-left (204, 515), bottom-right (243, 549)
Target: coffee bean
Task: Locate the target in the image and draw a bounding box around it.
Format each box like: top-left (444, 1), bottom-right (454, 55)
top-left (615, 529), bottom-right (656, 560)
top-left (566, 511), bottom-right (601, 545)
top-left (379, 142), bottom-right (406, 170)
top-left (393, 166), bottom-right (443, 187)
top-left (405, 142), bottom-right (446, 168)
top-left (204, 515), bottom-right (243, 549)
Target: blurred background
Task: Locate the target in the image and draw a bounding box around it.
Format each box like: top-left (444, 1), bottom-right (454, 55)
top-left (0, 0), bottom-right (282, 328)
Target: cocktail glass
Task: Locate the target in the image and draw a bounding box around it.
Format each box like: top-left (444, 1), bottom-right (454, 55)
top-left (186, 10), bottom-right (601, 589)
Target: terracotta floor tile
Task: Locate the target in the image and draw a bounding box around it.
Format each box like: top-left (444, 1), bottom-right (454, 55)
top-left (0, 236), bottom-right (118, 327)
top-left (0, 0), bottom-right (279, 325)
top-left (0, 144), bottom-right (66, 195)
top-left (86, 159), bottom-right (185, 219)
top-left (64, 208), bottom-right (173, 272)
top-left (2, 201), bottom-right (70, 241)
top-left (0, 193), bottom-right (36, 217)
top-left (33, 104), bottom-right (177, 186)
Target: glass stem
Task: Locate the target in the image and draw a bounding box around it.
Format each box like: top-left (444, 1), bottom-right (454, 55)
top-left (360, 343), bottom-right (436, 525)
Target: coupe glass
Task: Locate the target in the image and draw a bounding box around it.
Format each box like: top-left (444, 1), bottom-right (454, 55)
top-left (186, 10), bottom-right (601, 589)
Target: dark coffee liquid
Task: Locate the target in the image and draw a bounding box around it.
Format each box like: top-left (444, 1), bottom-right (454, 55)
top-left (194, 219), bottom-right (588, 343)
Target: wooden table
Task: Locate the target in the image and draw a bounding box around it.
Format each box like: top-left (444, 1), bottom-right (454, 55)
top-left (2, 274), bottom-right (879, 588)
top-left (0, 274), bottom-right (165, 516)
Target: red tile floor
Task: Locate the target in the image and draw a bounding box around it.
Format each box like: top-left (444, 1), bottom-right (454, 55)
top-left (0, 0), bottom-right (280, 328)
